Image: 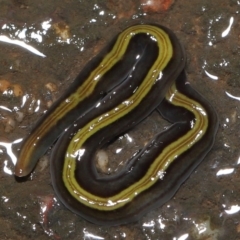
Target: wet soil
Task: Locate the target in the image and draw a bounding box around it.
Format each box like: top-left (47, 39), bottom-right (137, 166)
top-left (0, 0), bottom-right (240, 239)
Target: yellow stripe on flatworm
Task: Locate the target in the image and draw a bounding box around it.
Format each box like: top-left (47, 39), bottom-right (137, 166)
top-left (63, 82), bottom-right (208, 211)
top-left (19, 25), bottom-right (172, 169)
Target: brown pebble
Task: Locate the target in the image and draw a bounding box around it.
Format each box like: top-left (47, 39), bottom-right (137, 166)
top-left (52, 22), bottom-right (71, 41)
top-left (3, 116), bottom-right (16, 133)
top-left (0, 79), bottom-right (11, 92)
top-left (237, 223), bottom-right (240, 233)
top-left (45, 82), bottom-right (57, 92)
top-left (12, 84), bottom-right (23, 97)
top-left (141, 0), bottom-right (175, 13)
top-left (46, 100), bottom-right (53, 108)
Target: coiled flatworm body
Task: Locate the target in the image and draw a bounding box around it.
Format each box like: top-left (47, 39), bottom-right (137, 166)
top-left (15, 24), bottom-right (218, 225)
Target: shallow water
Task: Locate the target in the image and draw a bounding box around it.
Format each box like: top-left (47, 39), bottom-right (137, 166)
top-left (0, 0), bottom-right (240, 239)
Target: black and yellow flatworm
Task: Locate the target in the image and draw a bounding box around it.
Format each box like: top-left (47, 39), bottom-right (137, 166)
top-left (15, 24), bottom-right (218, 225)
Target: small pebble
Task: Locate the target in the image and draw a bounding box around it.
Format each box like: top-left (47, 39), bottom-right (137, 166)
top-left (0, 79), bottom-right (23, 97)
top-left (96, 150), bottom-right (109, 174)
top-left (38, 155), bottom-right (49, 172)
top-left (12, 84), bottom-right (23, 97)
top-left (0, 79), bottom-right (11, 92)
top-left (237, 223), bottom-right (240, 233)
top-left (53, 22), bottom-right (71, 41)
top-left (141, 0), bottom-right (175, 13)
top-left (15, 111), bottom-right (24, 122)
top-left (46, 100), bottom-right (53, 108)
top-left (45, 82), bottom-right (57, 92)
top-left (3, 116), bottom-right (16, 132)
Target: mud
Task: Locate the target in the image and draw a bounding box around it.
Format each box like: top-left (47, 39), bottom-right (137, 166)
top-left (0, 0), bottom-right (240, 239)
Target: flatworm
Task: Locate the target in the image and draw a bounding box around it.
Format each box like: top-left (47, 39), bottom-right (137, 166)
top-left (15, 24), bottom-right (218, 225)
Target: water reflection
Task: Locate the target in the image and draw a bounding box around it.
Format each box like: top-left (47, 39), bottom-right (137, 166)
top-left (225, 91), bottom-right (240, 101)
top-left (0, 18), bottom-right (76, 53)
top-left (224, 204), bottom-right (240, 215)
top-left (204, 69), bottom-right (218, 80)
top-left (143, 215), bottom-right (220, 239)
top-left (83, 228), bottom-right (105, 240)
top-left (0, 138), bottom-right (22, 168)
top-left (216, 168), bottom-right (234, 176)
top-left (202, 14), bottom-right (236, 81)
top-left (173, 234), bottom-right (189, 240)
top-left (221, 17), bottom-right (234, 38)
top-left (1, 20), bottom-right (50, 57)
top-left (0, 35), bottom-right (46, 57)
